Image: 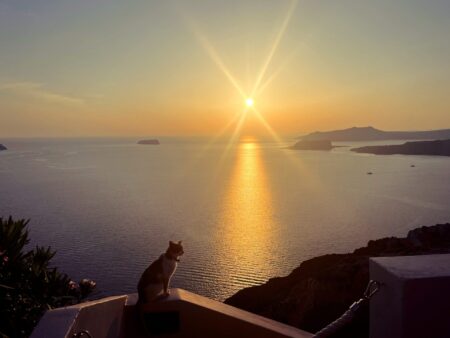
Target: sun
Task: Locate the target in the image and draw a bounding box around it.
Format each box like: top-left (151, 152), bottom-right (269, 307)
top-left (245, 98), bottom-right (254, 107)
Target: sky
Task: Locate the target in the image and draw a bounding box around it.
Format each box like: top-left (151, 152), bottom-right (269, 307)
top-left (1, 0), bottom-right (450, 137)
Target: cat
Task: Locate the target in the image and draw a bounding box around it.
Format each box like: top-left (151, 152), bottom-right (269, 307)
top-left (137, 240), bottom-right (184, 303)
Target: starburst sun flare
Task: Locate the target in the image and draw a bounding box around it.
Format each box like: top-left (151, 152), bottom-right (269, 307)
top-left (184, 0), bottom-right (298, 143)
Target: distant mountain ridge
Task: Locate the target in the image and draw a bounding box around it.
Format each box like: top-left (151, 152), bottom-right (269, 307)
top-left (352, 139), bottom-right (450, 156)
top-left (289, 140), bottom-right (333, 151)
top-left (300, 126), bottom-right (450, 141)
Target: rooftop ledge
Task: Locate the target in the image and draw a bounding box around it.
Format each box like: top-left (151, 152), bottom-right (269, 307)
top-left (31, 254), bottom-right (450, 338)
top-left (31, 288), bottom-right (313, 338)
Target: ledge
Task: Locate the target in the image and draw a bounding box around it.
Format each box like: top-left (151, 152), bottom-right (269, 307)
top-left (32, 289), bottom-right (312, 338)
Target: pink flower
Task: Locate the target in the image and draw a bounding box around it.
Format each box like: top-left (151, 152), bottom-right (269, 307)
top-left (80, 279), bottom-right (96, 288)
top-left (2, 256), bottom-right (8, 263)
top-left (68, 281), bottom-right (78, 290)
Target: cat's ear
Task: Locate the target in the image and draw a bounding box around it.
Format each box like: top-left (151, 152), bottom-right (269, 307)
top-left (169, 241), bottom-right (174, 246)
top-left (178, 240), bottom-right (182, 245)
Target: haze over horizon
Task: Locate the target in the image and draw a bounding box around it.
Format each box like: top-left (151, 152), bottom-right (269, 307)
top-left (1, 0), bottom-right (450, 138)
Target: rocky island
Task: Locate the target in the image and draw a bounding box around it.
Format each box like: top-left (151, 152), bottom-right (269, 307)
top-left (300, 126), bottom-right (450, 142)
top-left (137, 139), bottom-right (160, 145)
top-left (0, 144), bottom-right (7, 151)
top-left (351, 139), bottom-right (450, 156)
top-left (225, 223), bottom-right (450, 338)
top-left (289, 140), bottom-right (333, 151)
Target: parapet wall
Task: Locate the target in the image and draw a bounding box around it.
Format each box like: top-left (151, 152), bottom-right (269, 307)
top-left (370, 254), bottom-right (450, 338)
top-left (31, 289), bottom-right (312, 338)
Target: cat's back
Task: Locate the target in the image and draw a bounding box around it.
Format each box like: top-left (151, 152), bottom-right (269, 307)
top-left (138, 255), bottom-right (163, 290)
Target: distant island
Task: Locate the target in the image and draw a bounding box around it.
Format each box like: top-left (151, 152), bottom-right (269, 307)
top-left (289, 140), bottom-right (333, 151)
top-left (351, 139), bottom-right (450, 156)
top-left (226, 223), bottom-right (450, 337)
top-left (300, 126), bottom-right (450, 142)
top-left (0, 144), bottom-right (7, 151)
top-left (137, 139), bottom-right (160, 145)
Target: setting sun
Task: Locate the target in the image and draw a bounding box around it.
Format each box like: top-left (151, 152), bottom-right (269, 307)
top-left (245, 98), bottom-right (254, 107)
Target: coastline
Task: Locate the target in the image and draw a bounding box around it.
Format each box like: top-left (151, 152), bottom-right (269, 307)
top-left (225, 223), bottom-right (450, 337)
top-left (351, 139), bottom-right (450, 156)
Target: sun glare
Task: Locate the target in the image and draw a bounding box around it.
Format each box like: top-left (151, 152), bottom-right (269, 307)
top-left (185, 0), bottom-right (297, 143)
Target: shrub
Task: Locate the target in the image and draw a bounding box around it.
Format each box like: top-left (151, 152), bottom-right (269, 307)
top-left (0, 217), bottom-right (96, 337)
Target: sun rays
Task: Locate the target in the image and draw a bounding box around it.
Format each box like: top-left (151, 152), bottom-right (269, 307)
top-left (181, 0), bottom-right (298, 147)
top-left (249, 0), bottom-right (298, 99)
top-left (194, 32), bottom-right (247, 100)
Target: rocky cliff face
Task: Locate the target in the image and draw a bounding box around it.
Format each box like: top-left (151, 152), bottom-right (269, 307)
top-left (351, 139), bottom-right (450, 156)
top-left (225, 223), bottom-right (450, 338)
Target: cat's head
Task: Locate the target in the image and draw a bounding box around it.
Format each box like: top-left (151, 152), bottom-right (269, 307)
top-left (168, 240), bottom-right (184, 257)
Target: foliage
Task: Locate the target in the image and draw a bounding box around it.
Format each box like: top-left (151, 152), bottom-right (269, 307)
top-left (0, 217), bottom-right (96, 338)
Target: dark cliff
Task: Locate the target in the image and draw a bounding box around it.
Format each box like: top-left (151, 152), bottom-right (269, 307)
top-left (225, 223), bottom-right (450, 338)
top-left (351, 139), bottom-right (450, 156)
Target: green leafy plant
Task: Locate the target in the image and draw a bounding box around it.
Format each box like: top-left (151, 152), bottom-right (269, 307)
top-left (0, 217), bottom-right (96, 337)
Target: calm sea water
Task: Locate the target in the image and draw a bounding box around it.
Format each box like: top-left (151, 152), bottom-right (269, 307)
top-left (1, 138), bottom-right (449, 300)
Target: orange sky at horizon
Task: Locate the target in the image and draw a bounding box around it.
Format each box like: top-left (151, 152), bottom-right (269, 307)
top-left (1, 0), bottom-right (450, 138)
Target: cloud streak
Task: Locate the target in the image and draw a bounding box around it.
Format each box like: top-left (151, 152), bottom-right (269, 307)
top-left (0, 82), bottom-right (84, 106)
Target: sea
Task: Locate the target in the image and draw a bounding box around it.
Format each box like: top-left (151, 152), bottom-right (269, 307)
top-left (1, 137), bottom-right (449, 301)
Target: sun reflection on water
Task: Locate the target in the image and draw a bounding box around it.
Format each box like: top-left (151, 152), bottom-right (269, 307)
top-left (215, 141), bottom-right (280, 292)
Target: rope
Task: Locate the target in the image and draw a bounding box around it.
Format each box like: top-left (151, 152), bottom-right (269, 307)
top-left (312, 280), bottom-right (380, 338)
